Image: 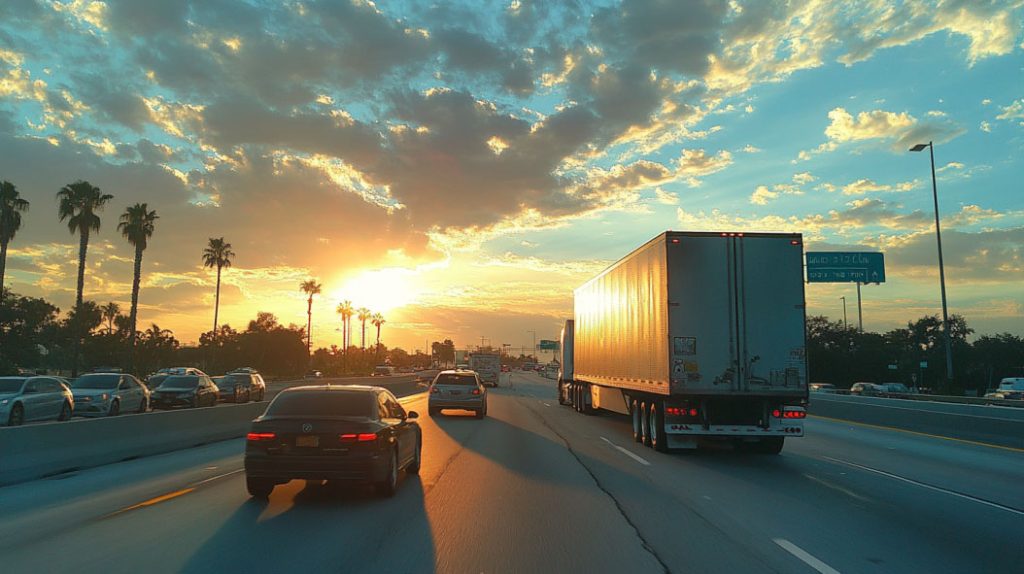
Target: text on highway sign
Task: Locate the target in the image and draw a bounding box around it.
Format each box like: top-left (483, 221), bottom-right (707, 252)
top-left (806, 252), bottom-right (886, 284)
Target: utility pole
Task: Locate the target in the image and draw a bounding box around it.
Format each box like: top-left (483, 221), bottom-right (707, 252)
top-left (840, 296), bottom-right (847, 328)
top-left (856, 282), bottom-right (863, 332)
top-left (527, 330), bottom-right (536, 362)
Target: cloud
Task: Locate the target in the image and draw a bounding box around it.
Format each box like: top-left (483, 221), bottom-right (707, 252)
top-left (654, 187), bottom-right (679, 205)
top-left (841, 178), bottom-right (918, 195)
top-left (801, 107), bottom-right (966, 158)
top-left (750, 186), bottom-right (779, 205)
top-left (741, 144), bottom-right (762, 153)
top-left (676, 148), bottom-right (732, 186)
top-left (792, 172), bottom-right (816, 185)
top-left (996, 99), bottom-right (1024, 124)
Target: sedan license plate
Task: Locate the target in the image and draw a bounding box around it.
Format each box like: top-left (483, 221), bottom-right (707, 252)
top-left (450, 390), bottom-right (461, 395)
top-left (296, 435), bottom-right (319, 448)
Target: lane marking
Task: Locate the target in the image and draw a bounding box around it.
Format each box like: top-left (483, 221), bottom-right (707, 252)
top-left (774, 539), bottom-right (841, 574)
top-left (599, 436), bottom-right (650, 466)
top-left (542, 402), bottom-right (551, 407)
top-left (399, 392), bottom-right (428, 404)
top-left (801, 473), bottom-right (871, 503)
top-left (809, 415), bottom-right (1024, 453)
top-left (113, 488), bottom-right (195, 514)
top-left (822, 456), bottom-right (1024, 517)
top-left (191, 468), bottom-right (244, 487)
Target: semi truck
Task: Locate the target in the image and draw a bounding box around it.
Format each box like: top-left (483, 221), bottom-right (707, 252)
top-left (468, 352), bottom-right (501, 387)
top-left (558, 231), bottom-right (808, 454)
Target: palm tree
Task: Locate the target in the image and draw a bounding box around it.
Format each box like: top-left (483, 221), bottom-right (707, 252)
top-left (202, 237), bottom-right (235, 333)
top-left (57, 180), bottom-right (113, 376)
top-left (336, 300), bottom-right (353, 349)
top-left (371, 312), bottom-right (385, 352)
top-left (300, 279), bottom-right (322, 356)
top-left (357, 307), bottom-right (371, 349)
top-left (0, 180), bottom-right (30, 296)
top-left (101, 301), bottom-right (120, 335)
top-left (118, 203), bottom-right (158, 364)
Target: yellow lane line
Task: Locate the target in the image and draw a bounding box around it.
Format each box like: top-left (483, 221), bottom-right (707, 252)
top-left (808, 415), bottom-right (1024, 453)
top-left (108, 488), bottom-right (196, 517)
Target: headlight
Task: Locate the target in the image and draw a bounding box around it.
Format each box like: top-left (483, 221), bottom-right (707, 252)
top-left (0, 399), bottom-right (8, 405)
top-left (78, 396), bottom-right (92, 402)
top-left (100, 393), bottom-right (109, 401)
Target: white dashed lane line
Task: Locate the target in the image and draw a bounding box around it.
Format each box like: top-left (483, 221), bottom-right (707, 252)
top-left (599, 436), bottom-right (651, 466)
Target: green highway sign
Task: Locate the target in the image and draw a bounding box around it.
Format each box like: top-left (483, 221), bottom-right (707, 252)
top-left (806, 252), bottom-right (885, 284)
top-left (538, 339), bottom-right (559, 351)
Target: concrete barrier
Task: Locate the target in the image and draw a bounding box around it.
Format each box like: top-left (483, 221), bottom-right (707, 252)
top-left (808, 393), bottom-right (1024, 449)
top-left (0, 403), bottom-right (266, 486)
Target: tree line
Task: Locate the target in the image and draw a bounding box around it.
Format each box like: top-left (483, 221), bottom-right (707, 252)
top-left (1, 178), bottom-right (393, 377)
top-left (807, 314), bottom-right (1024, 395)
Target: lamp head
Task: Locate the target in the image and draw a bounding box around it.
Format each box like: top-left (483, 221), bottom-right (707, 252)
top-left (909, 143), bottom-right (929, 152)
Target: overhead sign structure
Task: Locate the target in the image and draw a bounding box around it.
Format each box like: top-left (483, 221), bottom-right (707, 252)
top-left (806, 252), bottom-right (886, 284)
top-left (538, 339), bottom-right (559, 351)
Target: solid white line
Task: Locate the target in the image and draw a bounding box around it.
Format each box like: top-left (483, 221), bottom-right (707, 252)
top-left (191, 468), bottom-right (244, 487)
top-left (774, 538), bottom-right (842, 574)
top-left (599, 436), bottom-right (650, 466)
top-left (542, 402), bottom-right (551, 407)
top-left (823, 456), bottom-right (1024, 517)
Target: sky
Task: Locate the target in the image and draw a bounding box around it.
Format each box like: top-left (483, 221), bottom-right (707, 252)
top-left (0, 0), bottom-right (1022, 355)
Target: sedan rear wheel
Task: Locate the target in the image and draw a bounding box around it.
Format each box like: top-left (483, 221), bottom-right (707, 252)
top-left (246, 477), bottom-right (274, 499)
top-left (406, 436), bottom-right (422, 475)
top-left (376, 449), bottom-right (399, 497)
top-left (7, 404), bottom-right (24, 426)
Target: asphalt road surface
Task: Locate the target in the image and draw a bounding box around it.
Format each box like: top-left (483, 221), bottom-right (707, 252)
top-left (1, 372), bottom-right (1021, 573)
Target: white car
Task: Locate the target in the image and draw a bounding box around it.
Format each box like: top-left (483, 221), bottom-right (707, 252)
top-left (985, 377), bottom-right (1024, 400)
top-left (71, 373), bottom-right (150, 416)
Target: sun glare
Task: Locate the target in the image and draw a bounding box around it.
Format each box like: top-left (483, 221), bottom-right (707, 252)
top-left (332, 268), bottom-right (421, 313)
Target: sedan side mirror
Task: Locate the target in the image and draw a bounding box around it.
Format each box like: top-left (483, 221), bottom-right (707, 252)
top-left (407, 410), bottom-right (419, 419)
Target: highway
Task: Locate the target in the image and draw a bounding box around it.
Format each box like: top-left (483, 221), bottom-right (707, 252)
top-left (1, 372), bottom-right (1021, 573)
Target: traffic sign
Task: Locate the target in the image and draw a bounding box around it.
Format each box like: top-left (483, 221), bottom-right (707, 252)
top-left (806, 252), bottom-right (885, 283)
top-left (539, 339), bottom-right (559, 351)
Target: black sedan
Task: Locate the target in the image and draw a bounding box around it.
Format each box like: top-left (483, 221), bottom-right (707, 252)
top-left (244, 385), bottom-right (421, 498)
top-left (151, 375), bottom-right (219, 409)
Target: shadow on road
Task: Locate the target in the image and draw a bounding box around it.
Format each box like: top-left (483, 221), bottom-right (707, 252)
top-left (180, 476), bottom-right (437, 574)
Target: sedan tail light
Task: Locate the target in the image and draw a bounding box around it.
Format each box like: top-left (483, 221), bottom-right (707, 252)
top-left (247, 432), bottom-right (276, 441)
top-left (430, 386), bottom-right (440, 393)
top-left (339, 433), bottom-right (379, 442)
top-left (471, 388), bottom-right (481, 395)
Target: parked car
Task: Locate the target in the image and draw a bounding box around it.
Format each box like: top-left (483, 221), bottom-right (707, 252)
top-left (304, 370), bottom-right (323, 379)
top-left (152, 374), bottom-right (219, 409)
top-left (809, 383), bottom-right (837, 393)
top-left (501, 365), bottom-right (510, 373)
top-left (0, 376), bottom-right (74, 426)
top-left (428, 370), bottom-right (487, 418)
top-left (371, 365), bottom-right (394, 377)
top-left (849, 382), bottom-right (886, 397)
top-left (244, 385), bottom-right (421, 498)
top-left (146, 367), bottom-right (206, 390)
top-left (70, 373), bottom-right (150, 416)
top-left (213, 371), bottom-right (267, 403)
top-left (984, 377), bottom-right (1024, 400)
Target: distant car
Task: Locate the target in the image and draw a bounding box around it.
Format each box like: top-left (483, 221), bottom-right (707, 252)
top-left (371, 365), bottom-right (394, 377)
top-left (428, 370), bottom-right (487, 418)
top-left (244, 385), bottom-right (421, 498)
top-left (880, 382), bottom-right (911, 395)
top-left (152, 375), bottom-right (219, 409)
top-left (455, 363), bottom-right (470, 370)
top-left (809, 383), bottom-right (837, 393)
top-left (414, 369), bottom-right (439, 384)
top-left (90, 366), bottom-right (123, 374)
top-left (0, 376), bottom-right (74, 426)
top-left (146, 367), bottom-right (206, 390)
top-left (70, 373), bottom-right (150, 416)
top-left (501, 365), bottom-right (510, 372)
top-left (985, 378), bottom-right (1024, 400)
top-left (233, 370), bottom-right (267, 401)
top-left (849, 382), bottom-right (886, 397)
top-left (304, 371), bottom-right (323, 379)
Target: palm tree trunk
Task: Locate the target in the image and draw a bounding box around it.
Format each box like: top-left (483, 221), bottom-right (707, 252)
top-left (376, 325), bottom-right (381, 347)
top-left (306, 296), bottom-right (313, 357)
top-left (213, 264), bottom-right (222, 333)
top-left (71, 229), bottom-right (89, 377)
top-left (128, 244), bottom-right (143, 371)
top-left (361, 320), bottom-right (366, 349)
top-left (0, 239), bottom-right (8, 302)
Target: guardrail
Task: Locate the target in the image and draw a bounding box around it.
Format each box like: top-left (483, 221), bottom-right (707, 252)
top-left (828, 389), bottom-right (1024, 409)
top-left (0, 376), bottom-right (427, 487)
top-left (808, 393), bottom-right (1024, 449)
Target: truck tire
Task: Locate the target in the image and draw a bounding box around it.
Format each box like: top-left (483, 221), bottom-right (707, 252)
top-left (754, 437), bottom-right (785, 454)
top-left (639, 401), bottom-right (652, 447)
top-left (557, 381), bottom-right (569, 406)
top-left (631, 399), bottom-right (643, 443)
top-left (578, 383), bottom-right (593, 415)
top-left (648, 401), bottom-right (668, 452)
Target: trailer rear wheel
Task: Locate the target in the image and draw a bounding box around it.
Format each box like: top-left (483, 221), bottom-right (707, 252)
top-left (639, 401), bottom-right (652, 447)
top-left (557, 381), bottom-right (570, 406)
top-left (631, 399), bottom-right (643, 443)
top-left (648, 401), bottom-right (668, 452)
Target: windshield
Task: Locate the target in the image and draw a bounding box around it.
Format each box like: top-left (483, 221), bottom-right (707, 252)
top-left (215, 375), bottom-right (248, 388)
top-left (266, 392), bottom-right (375, 418)
top-left (71, 374), bottom-right (120, 389)
top-left (161, 376), bottom-right (199, 389)
top-left (0, 378), bottom-right (26, 393)
top-left (434, 374), bottom-right (477, 386)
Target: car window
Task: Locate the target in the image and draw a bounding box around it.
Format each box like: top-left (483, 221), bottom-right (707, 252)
top-left (72, 374), bottom-right (121, 389)
top-left (24, 380), bottom-right (42, 393)
top-left (386, 396), bottom-right (405, 419)
top-left (434, 373), bottom-right (478, 386)
top-left (377, 393), bottom-right (390, 419)
top-left (266, 391), bottom-right (375, 418)
top-left (119, 378), bottom-right (132, 390)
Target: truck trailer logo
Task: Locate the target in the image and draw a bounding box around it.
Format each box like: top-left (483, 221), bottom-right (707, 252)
top-left (673, 337), bottom-right (696, 355)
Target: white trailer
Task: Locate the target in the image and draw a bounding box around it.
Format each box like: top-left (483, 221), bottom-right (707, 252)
top-left (558, 231), bottom-right (808, 453)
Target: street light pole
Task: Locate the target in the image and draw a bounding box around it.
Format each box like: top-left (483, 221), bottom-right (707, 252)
top-left (840, 296), bottom-right (847, 328)
top-left (910, 141), bottom-right (954, 386)
top-left (527, 330), bottom-right (536, 362)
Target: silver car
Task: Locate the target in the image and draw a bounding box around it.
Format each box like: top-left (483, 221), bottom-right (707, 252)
top-left (70, 373), bottom-right (151, 416)
top-left (0, 376), bottom-right (75, 426)
top-left (428, 370), bottom-right (487, 418)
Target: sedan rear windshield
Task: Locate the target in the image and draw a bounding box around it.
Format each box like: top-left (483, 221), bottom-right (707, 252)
top-left (71, 374), bottom-right (120, 389)
top-left (216, 374), bottom-right (249, 387)
top-left (161, 375), bottom-right (199, 388)
top-left (434, 374), bottom-right (477, 386)
top-left (0, 378), bottom-right (26, 393)
top-left (266, 392), bottom-right (375, 418)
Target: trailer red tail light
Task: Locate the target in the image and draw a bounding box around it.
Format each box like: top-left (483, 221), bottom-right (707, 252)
top-left (772, 408), bottom-right (806, 419)
top-left (247, 432), bottom-right (276, 441)
top-left (689, 408), bottom-right (698, 417)
top-left (666, 406), bottom-right (700, 417)
top-left (790, 239), bottom-right (801, 246)
top-left (671, 238), bottom-right (680, 244)
top-left (772, 409), bottom-right (781, 418)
